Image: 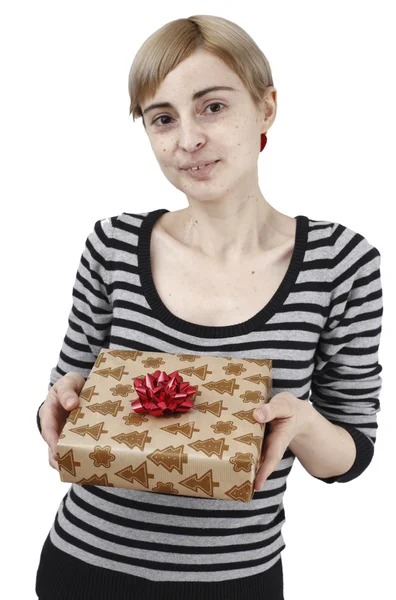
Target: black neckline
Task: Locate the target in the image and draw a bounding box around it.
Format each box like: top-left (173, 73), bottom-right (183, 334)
top-left (137, 208), bottom-right (309, 338)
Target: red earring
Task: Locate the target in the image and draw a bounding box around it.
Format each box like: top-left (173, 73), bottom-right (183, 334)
top-left (260, 132), bottom-right (267, 152)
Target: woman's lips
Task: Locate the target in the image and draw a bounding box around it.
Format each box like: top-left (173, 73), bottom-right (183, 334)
top-left (183, 160), bottom-right (220, 178)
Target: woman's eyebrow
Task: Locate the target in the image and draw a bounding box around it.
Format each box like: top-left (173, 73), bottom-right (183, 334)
top-left (142, 86), bottom-right (237, 115)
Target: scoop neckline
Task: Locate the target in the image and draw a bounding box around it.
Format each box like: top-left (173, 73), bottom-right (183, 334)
top-left (137, 208), bottom-right (309, 338)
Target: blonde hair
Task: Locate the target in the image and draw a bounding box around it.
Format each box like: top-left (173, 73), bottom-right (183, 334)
top-left (128, 15), bottom-right (274, 125)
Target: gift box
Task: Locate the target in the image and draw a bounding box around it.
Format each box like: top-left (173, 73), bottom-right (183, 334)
top-left (56, 349), bottom-right (272, 502)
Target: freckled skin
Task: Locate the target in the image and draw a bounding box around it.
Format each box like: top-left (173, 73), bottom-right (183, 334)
top-left (140, 48), bottom-right (288, 261)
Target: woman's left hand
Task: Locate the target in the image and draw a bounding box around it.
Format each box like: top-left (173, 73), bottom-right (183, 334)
top-left (253, 392), bottom-right (312, 490)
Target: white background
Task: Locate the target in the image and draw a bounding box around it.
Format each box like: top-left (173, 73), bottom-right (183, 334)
top-left (2, 1), bottom-right (395, 598)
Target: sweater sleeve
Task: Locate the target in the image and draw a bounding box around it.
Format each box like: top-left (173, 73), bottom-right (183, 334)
top-left (309, 223), bottom-right (383, 483)
top-left (36, 218), bottom-right (113, 435)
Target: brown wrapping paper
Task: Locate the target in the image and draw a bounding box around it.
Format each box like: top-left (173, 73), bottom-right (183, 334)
top-left (56, 349), bottom-right (272, 502)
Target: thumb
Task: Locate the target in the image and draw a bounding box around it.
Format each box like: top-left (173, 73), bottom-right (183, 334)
top-left (55, 371), bottom-right (85, 411)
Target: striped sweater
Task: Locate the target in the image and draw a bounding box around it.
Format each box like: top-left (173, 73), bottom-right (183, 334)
top-left (35, 208), bottom-right (383, 599)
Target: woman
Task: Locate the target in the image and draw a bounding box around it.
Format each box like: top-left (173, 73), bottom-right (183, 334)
top-left (35, 14), bottom-right (383, 600)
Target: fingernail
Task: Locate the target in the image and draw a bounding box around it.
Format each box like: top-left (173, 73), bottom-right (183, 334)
top-left (66, 398), bottom-right (75, 409)
top-left (254, 408), bottom-right (266, 421)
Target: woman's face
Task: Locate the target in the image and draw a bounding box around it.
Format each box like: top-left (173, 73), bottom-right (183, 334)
top-left (141, 49), bottom-right (276, 204)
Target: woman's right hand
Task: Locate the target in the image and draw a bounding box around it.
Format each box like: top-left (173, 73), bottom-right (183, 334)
top-left (39, 372), bottom-right (86, 471)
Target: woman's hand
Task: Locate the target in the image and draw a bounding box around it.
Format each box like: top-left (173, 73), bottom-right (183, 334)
top-left (253, 392), bottom-right (311, 490)
top-left (39, 372), bottom-right (86, 471)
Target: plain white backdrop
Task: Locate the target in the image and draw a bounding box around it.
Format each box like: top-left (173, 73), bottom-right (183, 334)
top-left (2, 1), bottom-right (394, 598)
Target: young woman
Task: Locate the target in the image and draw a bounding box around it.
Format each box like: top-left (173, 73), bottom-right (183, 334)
top-left (35, 14), bottom-right (383, 600)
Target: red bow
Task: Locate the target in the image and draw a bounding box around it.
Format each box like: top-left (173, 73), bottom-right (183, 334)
top-left (131, 370), bottom-right (197, 416)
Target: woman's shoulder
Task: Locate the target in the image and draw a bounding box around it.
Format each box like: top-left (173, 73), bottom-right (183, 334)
top-left (306, 214), bottom-right (380, 256)
top-left (90, 209), bottom-right (169, 255)
top-left (94, 210), bottom-right (160, 239)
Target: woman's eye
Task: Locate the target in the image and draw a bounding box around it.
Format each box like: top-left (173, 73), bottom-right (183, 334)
top-left (205, 102), bottom-right (225, 114)
top-left (152, 102), bottom-right (225, 127)
top-left (152, 115), bottom-right (173, 127)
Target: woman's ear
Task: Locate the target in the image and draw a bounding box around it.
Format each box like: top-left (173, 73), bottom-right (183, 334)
top-left (259, 87), bottom-right (277, 132)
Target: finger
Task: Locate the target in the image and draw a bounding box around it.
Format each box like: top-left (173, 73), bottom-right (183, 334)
top-left (254, 403), bottom-right (276, 423)
top-left (260, 436), bottom-right (288, 481)
top-left (40, 404), bottom-right (63, 458)
top-left (253, 406), bottom-right (268, 422)
top-left (54, 387), bottom-right (79, 412)
top-left (254, 462), bottom-right (268, 490)
top-left (48, 446), bottom-right (59, 471)
top-left (54, 372), bottom-right (84, 411)
top-left (254, 393), bottom-right (295, 423)
top-left (254, 440), bottom-right (269, 489)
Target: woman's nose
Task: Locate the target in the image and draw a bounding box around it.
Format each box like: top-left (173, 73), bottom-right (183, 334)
top-left (177, 122), bottom-right (206, 153)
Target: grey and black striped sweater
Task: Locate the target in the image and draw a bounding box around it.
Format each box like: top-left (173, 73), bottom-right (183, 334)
top-left (35, 208), bottom-right (383, 600)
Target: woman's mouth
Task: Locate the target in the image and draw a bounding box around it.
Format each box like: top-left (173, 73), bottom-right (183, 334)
top-left (183, 160), bottom-right (220, 178)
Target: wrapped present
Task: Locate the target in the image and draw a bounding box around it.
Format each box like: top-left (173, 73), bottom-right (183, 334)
top-left (56, 349), bottom-right (272, 502)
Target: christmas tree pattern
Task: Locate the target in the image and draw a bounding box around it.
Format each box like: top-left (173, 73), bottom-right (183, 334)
top-left (203, 378), bottom-right (240, 395)
top-left (225, 481), bottom-right (253, 502)
top-left (87, 400), bottom-right (125, 417)
top-left (177, 364), bottom-right (213, 381)
top-left (244, 359), bottom-right (272, 368)
top-left (244, 374), bottom-right (271, 387)
top-left (57, 348), bottom-right (272, 501)
top-left (234, 432), bottom-right (263, 452)
top-left (232, 407), bottom-right (262, 425)
top-left (194, 400), bottom-right (228, 417)
top-left (79, 385), bottom-right (99, 403)
top-left (89, 445), bottom-right (116, 468)
top-left (69, 421), bottom-right (109, 440)
top-left (57, 449), bottom-right (81, 476)
top-left (94, 351), bottom-right (108, 369)
top-left (115, 462), bottom-right (154, 488)
top-left (147, 445), bottom-right (189, 473)
top-left (108, 350), bottom-right (143, 361)
top-left (179, 469), bottom-right (220, 497)
top-left (93, 365), bottom-right (129, 381)
top-left (160, 421), bottom-right (200, 439)
top-left (76, 474), bottom-right (114, 487)
top-left (112, 430), bottom-right (152, 450)
top-left (66, 406), bottom-right (85, 425)
top-left (188, 437), bottom-right (229, 459)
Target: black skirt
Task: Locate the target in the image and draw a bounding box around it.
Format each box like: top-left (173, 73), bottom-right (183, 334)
top-left (35, 531), bottom-right (284, 600)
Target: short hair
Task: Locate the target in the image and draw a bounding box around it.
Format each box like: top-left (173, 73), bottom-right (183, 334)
top-left (128, 15), bottom-right (274, 125)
